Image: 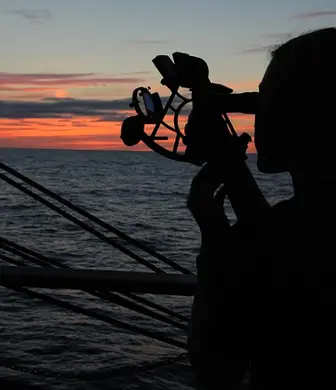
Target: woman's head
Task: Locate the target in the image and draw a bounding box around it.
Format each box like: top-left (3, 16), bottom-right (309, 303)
top-left (254, 27), bottom-right (336, 174)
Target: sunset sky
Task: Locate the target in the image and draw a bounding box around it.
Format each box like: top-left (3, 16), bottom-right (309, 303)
top-left (0, 0), bottom-right (335, 152)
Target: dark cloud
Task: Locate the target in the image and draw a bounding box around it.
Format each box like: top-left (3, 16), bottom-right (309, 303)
top-left (126, 39), bottom-right (173, 45)
top-left (0, 94), bottom-right (186, 122)
top-left (293, 10), bottom-right (336, 18)
top-left (239, 44), bottom-right (276, 54)
top-left (238, 33), bottom-right (293, 56)
top-left (2, 93), bottom-right (53, 101)
top-left (262, 33), bottom-right (292, 41)
top-left (0, 97), bottom-right (131, 121)
top-left (8, 9), bottom-right (52, 25)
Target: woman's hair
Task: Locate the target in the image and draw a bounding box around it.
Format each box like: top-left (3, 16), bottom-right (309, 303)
top-left (268, 28), bottom-right (336, 161)
top-left (270, 27), bottom-right (336, 89)
top-left (272, 27), bottom-right (336, 57)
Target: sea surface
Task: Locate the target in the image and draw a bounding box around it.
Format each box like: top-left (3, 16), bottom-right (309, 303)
top-left (0, 149), bottom-right (293, 389)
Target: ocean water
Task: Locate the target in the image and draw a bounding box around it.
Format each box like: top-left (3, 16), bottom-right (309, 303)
top-left (0, 149), bottom-right (293, 389)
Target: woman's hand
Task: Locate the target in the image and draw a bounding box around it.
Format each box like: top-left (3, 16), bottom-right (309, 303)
top-left (187, 163), bottom-right (230, 242)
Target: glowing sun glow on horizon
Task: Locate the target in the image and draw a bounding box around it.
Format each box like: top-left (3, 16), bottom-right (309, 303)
top-left (0, 112), bottom-right (256, 153)
top-left (54, 89), bottom-right (69, 98)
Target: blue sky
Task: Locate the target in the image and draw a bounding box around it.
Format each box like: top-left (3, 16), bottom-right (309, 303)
top-left (1, 0), bottom-right (335, 85)
top-left (0, 0), bottom-right (335, 149)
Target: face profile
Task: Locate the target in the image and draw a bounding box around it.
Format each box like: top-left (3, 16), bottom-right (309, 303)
top-left (255, 27), bottom-right (336, 175)
top-left (254, 56), bottom-right (290, 174)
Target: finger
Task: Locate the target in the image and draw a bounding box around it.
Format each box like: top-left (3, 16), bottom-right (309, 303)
top-left (187, 182), bottom-right (224, 213)
top-left (190, 163), bottom-right (224, 195)
top-left (213, 184), bottom-right (226, 205)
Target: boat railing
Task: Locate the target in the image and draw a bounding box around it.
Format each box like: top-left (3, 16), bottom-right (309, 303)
top-left (0, 160), bottom-right (196, 383)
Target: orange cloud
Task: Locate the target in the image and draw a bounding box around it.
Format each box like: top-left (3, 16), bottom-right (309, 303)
top-left (0, 117), bottom-right (138, 150)
top-left (0, 72), bottom-right (148, 101)
top-left (0, 69), bottom-right (258, 154)
top-left (0, 112), bottom-right (256, 153)
top-left (218, 80), bottom-right (259, 92)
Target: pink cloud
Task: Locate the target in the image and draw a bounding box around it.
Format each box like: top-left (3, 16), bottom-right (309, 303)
top-left (0, 86), bottom-right (58, 92)
top-left (0, 72), bottom-right (147, 88)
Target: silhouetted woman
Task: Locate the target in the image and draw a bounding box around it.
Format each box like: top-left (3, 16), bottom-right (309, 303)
top-left (187, 27), bottom-right (336, 389)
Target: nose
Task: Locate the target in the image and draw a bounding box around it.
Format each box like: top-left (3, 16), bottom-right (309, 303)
top-left (216, 92), bottom-right (260, 114)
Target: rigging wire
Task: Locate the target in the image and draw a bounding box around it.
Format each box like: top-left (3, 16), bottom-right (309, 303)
top-left (2, 283), bottom-right (187, 350)
top-left (0, 237), bottom-right (188, 323)
top-left (0, 240), bottom-right (187, 329)
top-left (0, 162), bottom-right (193, 274)
top-left (0, 171), bottom-right (165, 273)
top-left (0, 162), bottom-right (192, 355)
top-left (122, 292), bottom-right (188, 322)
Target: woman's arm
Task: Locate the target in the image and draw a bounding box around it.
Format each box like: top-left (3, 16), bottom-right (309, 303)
top-left (187, 160), bottom-right (269, 251)
top-left (186, 162), bottom-right (264, 390)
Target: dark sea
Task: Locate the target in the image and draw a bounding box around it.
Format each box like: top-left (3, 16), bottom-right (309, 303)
top-left (0, 149), bottom-right (293, 390)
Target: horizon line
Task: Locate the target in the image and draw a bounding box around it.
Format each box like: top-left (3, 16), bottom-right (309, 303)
top-left (0, 146), bottom-right (257, 154)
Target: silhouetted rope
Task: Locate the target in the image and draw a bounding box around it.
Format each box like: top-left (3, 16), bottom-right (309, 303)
top-left (0, 162), bottom-right (192, 381)
top-left (0, 253), bottom-right (24, 266)
top-left (1, 237), bottom-right (188, 322)
top-left (0, 172), bottom-right (164, 273)
top-left (0, 351), bottom-right (190, 381)
top-left (0, 238), bottom-right (188, 330)
top-left (123, 292), bottom-right (189, 322)
top-left (3, 284), bottom-right (187, 350)
top-left (1, 245), bottom-right (188, 323)
top-left (0, 162), bottom-right (192, 274)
